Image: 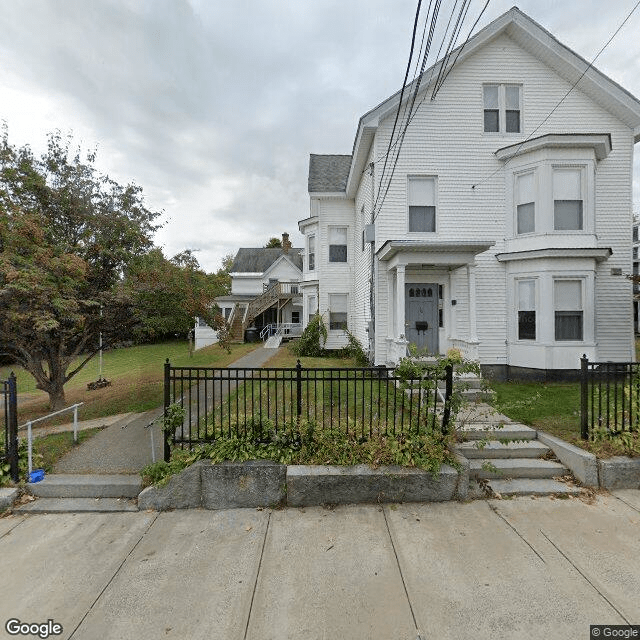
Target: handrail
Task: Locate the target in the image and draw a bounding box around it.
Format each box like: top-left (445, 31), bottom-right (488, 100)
top-left (20, 402), bottom-right (84, 477)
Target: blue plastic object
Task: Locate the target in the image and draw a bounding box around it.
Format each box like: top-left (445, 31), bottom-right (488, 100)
top-left (29, 469), bottom-right (45, 483)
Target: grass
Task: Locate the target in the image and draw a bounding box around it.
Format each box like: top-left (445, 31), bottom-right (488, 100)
top-left (2, 341), bottom-right (260, 426)
top-left (262, 344), bottom-right (360, 369)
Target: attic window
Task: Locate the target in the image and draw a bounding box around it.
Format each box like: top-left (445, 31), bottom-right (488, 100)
top-left (483, 84), bottom-right (521, 133)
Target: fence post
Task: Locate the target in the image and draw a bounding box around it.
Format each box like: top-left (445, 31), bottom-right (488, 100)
top-left (296, 360), bottom-right (302, 424)
top-left (163, 359), bottom-right (171, 463)
top-left (7, 373), bottom-right (19, 483)
top-left (580, 354), bottom-right (589, 440)
top-left (441, 364), bottom-right (453, 435)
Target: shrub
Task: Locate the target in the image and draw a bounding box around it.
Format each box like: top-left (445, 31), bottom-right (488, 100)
top-left (291, 313), bottom-right (327, 357)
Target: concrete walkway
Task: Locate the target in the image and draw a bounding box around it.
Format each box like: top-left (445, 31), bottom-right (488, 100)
top-left (0, 492), bottom-right (638, 639)
top-left (52, 345), bottom-right (279, 474)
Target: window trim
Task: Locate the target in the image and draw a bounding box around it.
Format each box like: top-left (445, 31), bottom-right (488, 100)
top-left (307, 234), bottom-right (316, 271)
top-left (407, 175), bottom-right (437, 234)
top-left (514, 169), bottom-right (536, 236)
top-left (552, 166), bottom-right (585, 232)
top-left (482, 83), bottom-right (522, 135)
top-left (516, 278), bottom-right (537, 341)
top-left (328, 226), bottom-right (348, 263)
top-left (553, 278), bottom-right (584, 342)
top-left (328, 293), bottom-right (348, 331)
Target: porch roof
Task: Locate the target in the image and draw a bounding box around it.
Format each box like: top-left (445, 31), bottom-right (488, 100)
top-left (376, 240), bottom-right (494, 268)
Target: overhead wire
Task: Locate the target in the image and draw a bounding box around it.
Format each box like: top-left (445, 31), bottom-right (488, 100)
top-left (471, 0), bottom-right (640, 190)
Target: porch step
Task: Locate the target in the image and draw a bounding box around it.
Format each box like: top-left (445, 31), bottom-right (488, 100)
top-left (485, 478), bottom-right (582, 497)
top-left (458, 423), bottom-right (537, 441)
top-left (26, 474), bottom-right (141, 499)
top-left (457, 440), bottom-right (549, 459)
top-left (469, 458), bottom-right (569, 480)
top-left (14, 497), bottom-right (139, 513)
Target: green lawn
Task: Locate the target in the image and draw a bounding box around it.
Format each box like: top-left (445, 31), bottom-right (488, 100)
top-left (2, 341), bottom-right (260, 425)
top-left (489, 381), bottom-right (581, 441)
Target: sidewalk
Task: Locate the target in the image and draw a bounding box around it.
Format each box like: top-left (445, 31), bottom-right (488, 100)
top-left (1, 492), bottom-right (638, 639)
top-left (52, 345), bottom-right (279, 474)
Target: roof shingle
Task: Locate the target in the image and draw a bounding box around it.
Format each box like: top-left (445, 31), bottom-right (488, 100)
top-left (308, 154), bottom-right (352, 193)
top-left (230, 247), bottom-right (303, 274)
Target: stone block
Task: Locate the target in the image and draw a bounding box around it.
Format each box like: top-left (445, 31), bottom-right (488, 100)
top-left (138, 461), bottom-right (204, 510)
top-left (201, 460), bottom-right (286, 509)
top-left (536, 431), bottom-right (599, 486)
top-left (0, 487), bottom-right (18, 510)
top-left (597, 457), bottom-right (640, 490)
top-left (286, 464), bottom-right (460, 507)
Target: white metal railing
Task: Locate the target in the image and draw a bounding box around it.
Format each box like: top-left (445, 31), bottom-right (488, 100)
top-left (19, 403), bottom-right (84, 476)
top-left (260, 323), bottom-right (303, 341)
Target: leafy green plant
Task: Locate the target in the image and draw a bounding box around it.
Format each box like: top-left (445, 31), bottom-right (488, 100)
top-left (291, 313), bottom-right (327, 357)
top-left (142, 418), bottom-right (458, 487)
top-left (339, 330), bottom-right (370, 366)
top-left (0, 439), bottom-right (44, 486)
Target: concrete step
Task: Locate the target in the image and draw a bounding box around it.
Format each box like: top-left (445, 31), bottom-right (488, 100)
top-left (457, 423), bottom-right (537, 441)
top-left (486, 478), bottom-right (582, 497)
top-left (460, 388), bottom-right (496, 402)
top-left (469, 458), bottom-right (569, 480)
top-left (457, 440), bottom-right (550, 459)
top-left (27, 474), bottom-right (142, 499)
top-left (14, 497), bottom-right (139, 513)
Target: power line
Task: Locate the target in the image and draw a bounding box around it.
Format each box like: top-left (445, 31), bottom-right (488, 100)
top-left (373, 0), bottom-right (424, 213)
top-left (471, 0), bottom-right (640, 190)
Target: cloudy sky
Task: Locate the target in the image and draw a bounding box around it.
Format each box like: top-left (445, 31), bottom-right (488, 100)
top-left (1, 0), bottom-right (639, 271)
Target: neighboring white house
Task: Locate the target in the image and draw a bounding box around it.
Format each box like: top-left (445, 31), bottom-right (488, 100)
top-left (299, 7), bottom-right (640, 379)
top-left (209, 233), bottom-right (303, 344)
top-left (634, 219), bottom-right (640, 333)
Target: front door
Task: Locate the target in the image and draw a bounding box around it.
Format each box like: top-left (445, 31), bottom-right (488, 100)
top-left (405, 283), bottom-right (439, 354)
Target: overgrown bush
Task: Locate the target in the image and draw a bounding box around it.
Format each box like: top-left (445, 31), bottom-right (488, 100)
top-left (141, 418), bottom-right (458, 487)
top-left (338, 330), bottom-right (370, 366)
top-left (290, 313), bottom-right (327, 357)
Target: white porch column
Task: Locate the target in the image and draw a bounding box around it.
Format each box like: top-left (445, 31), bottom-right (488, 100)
top-left (387, 270), bottom-right (395, 338)
top-left (467, 264), bottom-right (478, 342)
top-left (396, 265), bottom-right (406, 339)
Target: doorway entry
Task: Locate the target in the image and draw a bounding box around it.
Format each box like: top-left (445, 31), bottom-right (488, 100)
top-left (405, 283), bottom-right (439, 354)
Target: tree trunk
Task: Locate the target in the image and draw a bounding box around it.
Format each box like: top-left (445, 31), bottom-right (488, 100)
top-left (48, 383), bottom-right (66, 412)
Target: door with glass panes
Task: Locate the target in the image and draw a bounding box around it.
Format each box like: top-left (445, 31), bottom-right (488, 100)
top-left (405, 283), bottom-right (438, 353)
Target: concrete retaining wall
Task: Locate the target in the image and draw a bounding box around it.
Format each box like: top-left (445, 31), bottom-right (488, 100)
top-left (138, 459), bottom-right (467, 511)
top-left (597, 457), bottom-right (640, 490)
top-left (537, 431), bottom-right (599, 486)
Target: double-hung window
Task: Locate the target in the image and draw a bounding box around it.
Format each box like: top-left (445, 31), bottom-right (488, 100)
top-left (554, 280), bottom-right (583, 341)
top-left (329, 227), bottom-right (347, 262)
top-left (515, 171), bottom-right (535, 234)
top-left (483, 84), bottom-right (521, 133)
top-left (307, 294), bottom-right (317, 325)
top-left (308, 235), bottom-right (316, 271)
top-left (329, 294), bottom-right (348, 330)
top-left (408, 177), bottom-right (436, 232)
top-left (517, 280), bottom-right (536, 340)
top-left (553, 168), bottom-right (583, 231)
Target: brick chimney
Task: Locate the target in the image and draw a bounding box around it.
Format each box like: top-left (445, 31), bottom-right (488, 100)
top-left (282, 232), bottom-right (292, 253)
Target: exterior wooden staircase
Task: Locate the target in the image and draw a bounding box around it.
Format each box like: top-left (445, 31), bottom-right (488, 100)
top-left (229, 282), bottom-right (300, 342)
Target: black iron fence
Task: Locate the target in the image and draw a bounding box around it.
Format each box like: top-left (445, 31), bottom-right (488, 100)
top-left (580, 355), bottom-right (640, 439)
top-left (164, 360), bottom-right (453, 460)
top-left (2, 373), bottom-right (19, 482)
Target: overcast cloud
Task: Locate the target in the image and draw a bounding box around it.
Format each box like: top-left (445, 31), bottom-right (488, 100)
top-left (1, 0), bottom-right (639, 271)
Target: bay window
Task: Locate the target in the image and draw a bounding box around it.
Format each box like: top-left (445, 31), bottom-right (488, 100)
top-left (329, 227), bottom-right (347, 262)
top-left (554, 280), bottom-right (583, 341)
top-left (329, 294), bottom-right (348, 330)
top-left (553, 168), bottom-right (583, 231)
top-left (515, 171), bottom-right (535, 234)
top-left (517, 279), bottom-right (536, 340)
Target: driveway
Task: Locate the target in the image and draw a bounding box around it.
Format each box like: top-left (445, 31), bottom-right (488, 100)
top-left (0, 492), bottom-right (638, 639)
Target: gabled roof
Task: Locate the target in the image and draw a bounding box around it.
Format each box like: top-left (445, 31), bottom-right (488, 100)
top-left (343, 6), bottom-right (640, 197)
top-left (308, 154), bottom-right (352, 193)
top-left (230, 247), bottom-right (303, 274)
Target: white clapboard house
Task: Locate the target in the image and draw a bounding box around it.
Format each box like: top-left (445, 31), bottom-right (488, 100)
top-left (298, 7), bottom-right (640, 379)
